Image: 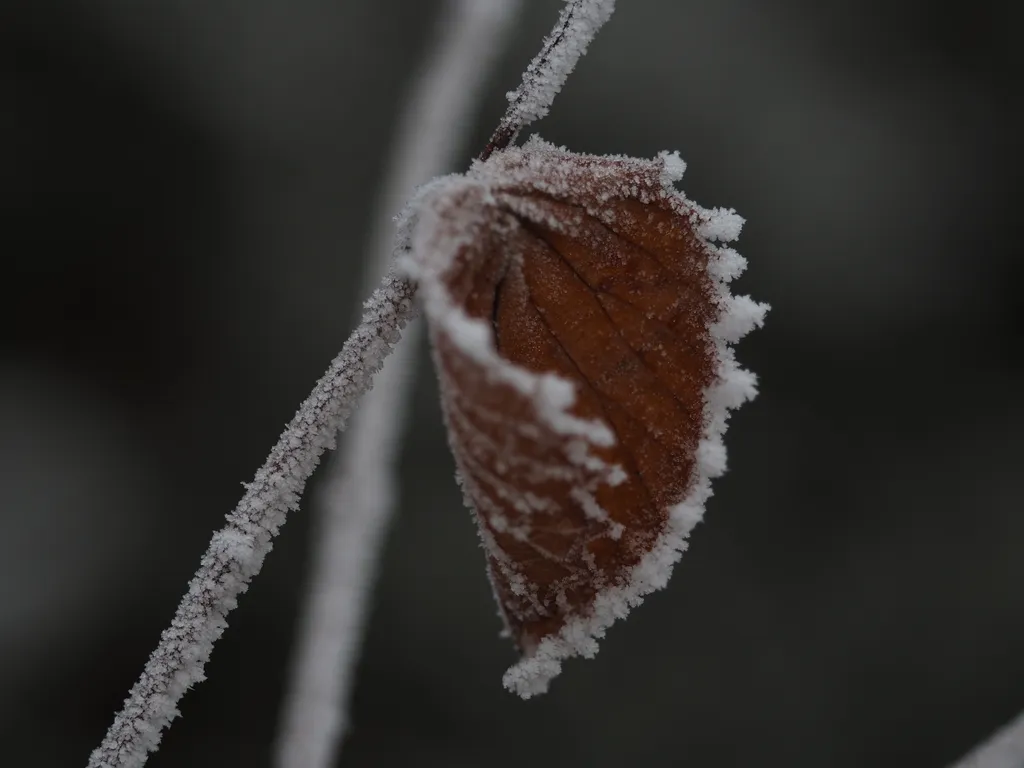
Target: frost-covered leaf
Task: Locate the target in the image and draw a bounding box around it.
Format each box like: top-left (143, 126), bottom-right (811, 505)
top-left (402, 137), bottom-right (768, 697)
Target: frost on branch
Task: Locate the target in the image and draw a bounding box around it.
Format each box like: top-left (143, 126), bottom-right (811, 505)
top-left (487, 0), bottom-right (616, 153)
top-left (401, 137), bottom-right (768, 698)
top-left (87, 274), bottom-right (416, 768)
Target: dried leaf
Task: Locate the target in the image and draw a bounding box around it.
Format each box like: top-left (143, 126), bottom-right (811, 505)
top-left (402, 137), bottom-right (767, 697)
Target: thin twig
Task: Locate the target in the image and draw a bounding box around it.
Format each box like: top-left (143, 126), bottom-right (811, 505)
top-left (481, 0), bottom-right (616, 159)
top-left (86, 275), bottom-right (416, 768)
top-left (273, 2), bottom-right (521, 767)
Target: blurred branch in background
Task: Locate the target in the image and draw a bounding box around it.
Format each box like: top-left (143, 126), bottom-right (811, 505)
top-left (273, 1), bottom-right (521, 766)
top-left (950, 711), bottom-right (1024, 768)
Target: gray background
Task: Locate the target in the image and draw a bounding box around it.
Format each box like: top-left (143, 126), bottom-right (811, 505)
top-left (2, 0), bottom-right (1021, 765)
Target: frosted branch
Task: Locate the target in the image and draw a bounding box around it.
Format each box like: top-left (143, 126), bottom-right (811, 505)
top-left (89, 0), bottom-right (621, 763)
top-left (86, 274), bottom-right (416, 768)
top-left (482, 0), bottom-right (616, 158)
top-left (272, 2), bottom-right (521, 767)
top-left (949, 710), bottom-right (1024, 768)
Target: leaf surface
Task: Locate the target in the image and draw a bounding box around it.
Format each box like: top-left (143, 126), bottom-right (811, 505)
top-left (403, 137), bottom-right (767, 696)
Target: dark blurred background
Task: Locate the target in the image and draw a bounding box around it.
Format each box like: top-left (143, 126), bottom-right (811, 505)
top-left (2, 0), bottom-right (1021, 765)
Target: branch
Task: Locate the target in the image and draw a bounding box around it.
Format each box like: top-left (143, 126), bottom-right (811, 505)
top-left (86, 275), bottom-right (416, 768)
top-left (87, 1), bottom-right (618, 765)
top-left (481, 0), bottom-right (616, 159)
top-left (273, 2), bottom-right (521, 767)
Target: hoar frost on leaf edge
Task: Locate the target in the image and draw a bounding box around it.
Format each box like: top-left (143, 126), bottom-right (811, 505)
top-left (399, 136), bottom-right (769, 698)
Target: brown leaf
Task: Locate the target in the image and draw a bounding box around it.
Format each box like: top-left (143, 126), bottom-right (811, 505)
top-left (403, 137), bottom-right (766, 696)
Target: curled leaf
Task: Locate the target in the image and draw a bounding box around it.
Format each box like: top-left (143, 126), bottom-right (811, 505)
top-left (402, 137), bottom-right (767, 697)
